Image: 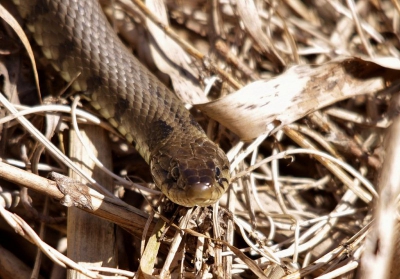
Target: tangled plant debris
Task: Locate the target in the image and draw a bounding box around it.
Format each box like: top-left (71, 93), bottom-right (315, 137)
top-left (0, 0), bottom-right (400, 278)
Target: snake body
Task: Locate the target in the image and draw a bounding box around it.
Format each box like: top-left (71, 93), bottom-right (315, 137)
top-left (14, 0), bottom-right (230, 207)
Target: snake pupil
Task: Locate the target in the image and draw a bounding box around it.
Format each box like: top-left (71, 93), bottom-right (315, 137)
top-left (215, 166), bottom-right (221, 179)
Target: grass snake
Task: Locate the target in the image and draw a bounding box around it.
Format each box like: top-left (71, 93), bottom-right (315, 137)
top-left (13, 0), bottom-right (230, 207)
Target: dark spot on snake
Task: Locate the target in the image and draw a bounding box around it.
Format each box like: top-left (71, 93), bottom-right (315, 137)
top-left (206, 161), bottom-right (215, 170)
top-left (57, 40), bottom-right (79, 65)
top-left (30, 0), bottom-right (50, 17)
top-left (113, 96), bottom-right (130, 122)
top-left (189, 115), bottom-right (204, 132)
top-left (183, 168), bottom-right (197, 178)
top-left (86, 75), bottom-right (104, 90)
top-left (147, 119), bottom-right (174, 149)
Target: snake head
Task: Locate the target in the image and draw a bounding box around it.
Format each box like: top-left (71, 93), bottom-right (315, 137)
top-left (150, 138), bottom-right (230, 207)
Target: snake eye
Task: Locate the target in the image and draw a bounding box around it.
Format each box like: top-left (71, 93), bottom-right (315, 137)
top-left (215, 166), bottom-right (221, 179)
top-left (171, 166), bottom-right (180, 181)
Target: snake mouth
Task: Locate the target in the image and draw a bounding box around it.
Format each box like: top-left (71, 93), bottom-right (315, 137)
top-left (163, 181), bottom-right (222, 207)
top-left (186, 183), bottom-right (218, 207)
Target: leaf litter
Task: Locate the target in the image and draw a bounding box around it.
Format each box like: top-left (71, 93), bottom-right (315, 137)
top-left (0, 0), bottom-right (400, 278)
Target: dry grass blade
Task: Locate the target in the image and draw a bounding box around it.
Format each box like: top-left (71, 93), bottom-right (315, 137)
top-left (358, 115), bottom-right (400, 279)
top-left (145, 0), bottom-right (208, 104)
top-left (236, 0), bottom-right (285, 69)
top-left (2, 0), bottom-right (400, 278)
top-left (0, 3), bottom-right (41, 102)
top-left (197, 57), bottom-right (387, 140)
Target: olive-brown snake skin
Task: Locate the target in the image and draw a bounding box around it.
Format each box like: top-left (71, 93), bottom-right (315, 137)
top-left (13, 0), bottom-right (230, 207)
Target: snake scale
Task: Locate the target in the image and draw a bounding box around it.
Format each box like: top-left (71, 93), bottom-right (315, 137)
top-left (13, 0), bottom-right (230, 207)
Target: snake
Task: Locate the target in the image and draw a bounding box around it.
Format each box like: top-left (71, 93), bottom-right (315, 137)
top-left (13, 0), bottom-right (230, 207)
